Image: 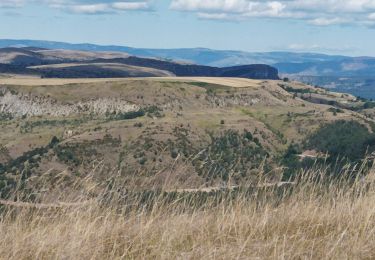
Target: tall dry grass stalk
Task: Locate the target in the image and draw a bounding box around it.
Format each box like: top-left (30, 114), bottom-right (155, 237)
top-left (1, 161), bottom-right (375, 259)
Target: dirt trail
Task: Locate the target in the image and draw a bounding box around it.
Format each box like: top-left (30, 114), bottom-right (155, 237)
top-left (167, 182), bottom-right (295, 193)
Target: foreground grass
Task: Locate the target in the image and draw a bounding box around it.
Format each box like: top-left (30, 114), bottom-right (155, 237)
top-left (1, 170), bottom-right (375, 259)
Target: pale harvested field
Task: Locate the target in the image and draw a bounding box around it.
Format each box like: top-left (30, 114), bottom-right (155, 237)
top-left (0, 76), bottom-right (265, 88)
top-left (151, 77), bottom-right (264, 88)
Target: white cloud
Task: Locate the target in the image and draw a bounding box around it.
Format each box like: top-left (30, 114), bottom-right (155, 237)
top-left (170, 0), bottom-right (375, 27)
top-left (5, 0), bottom-right (375, 25)
top-left (198, 12), bottom-right (228, 19)
top-left (66, 1), bottom-right (150, 13)
top-left (0, 0), bottom-right (152, 13)
top-left (368, 12), bottom-right (375, 20)
top-left (171, 0), bottom-right (254, 13)
top-left (70, 3), bottom-right (109, 14)
top-left (286, 43), bottom-right (356, 53)
top-left (0, 0), bottom-right (25, 7)
top-left (309, 17), bottom-right (347, 26)
top-left (112, 2), bottom-right (150, 10)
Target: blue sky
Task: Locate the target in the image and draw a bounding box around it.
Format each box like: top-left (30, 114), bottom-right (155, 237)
top-left (2, 0), bottom-right (375, 56)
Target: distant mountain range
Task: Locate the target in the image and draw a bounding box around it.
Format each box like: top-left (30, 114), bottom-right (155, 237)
top-left (0, 46), bottom-right (279, 80)
top-left (0, 39), bottom-right (350, 67)
top-left (1, 39), bottom-right (375, 99)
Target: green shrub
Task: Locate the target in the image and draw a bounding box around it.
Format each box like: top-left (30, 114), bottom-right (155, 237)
top-left (138, 157), bottom-right (147, 165)
top-left (363, 102), bottom-right (375, 109)
top-left (0, 112), bottom-right (13, 121)
top-left (55, 147), bottom-right (81, 166)
top-left (109, 110), bottom-right (145, 121)
top-left (144, 106), bottom-right (164, 118)
top-left (193, 130), bottom-right (269, 181)
top-left (108, 106), bottom-right (164, 121)
top-left (279, 84), bottom-right (315, 94)
top-left (327, 108), bottom-right (344, 114)
top-left (306, 120), bottom-right (375, 161)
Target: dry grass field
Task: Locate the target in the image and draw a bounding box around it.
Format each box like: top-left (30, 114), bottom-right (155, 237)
top-left (1, 164), bottom-right (375, 259)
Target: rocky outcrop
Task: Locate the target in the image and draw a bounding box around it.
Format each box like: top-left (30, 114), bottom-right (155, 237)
top-left (0, 90), bottom-right (139, 118)
top-left (218, 65), bottom-right (279, 80)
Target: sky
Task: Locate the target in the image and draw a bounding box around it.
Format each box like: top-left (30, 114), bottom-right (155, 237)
top-left (2, 0), bottom-right (375, 56)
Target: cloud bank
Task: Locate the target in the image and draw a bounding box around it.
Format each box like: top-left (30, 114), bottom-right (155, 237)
top-left (3, 0), bottom-right (375, 27)
top-left (170, 0), bottom-right (375, 26)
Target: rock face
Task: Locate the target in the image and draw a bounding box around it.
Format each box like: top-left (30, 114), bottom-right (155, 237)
top-left (218, 65), bottom-right (279, 80)
top-left (0, 90), bottom-right (139, 118)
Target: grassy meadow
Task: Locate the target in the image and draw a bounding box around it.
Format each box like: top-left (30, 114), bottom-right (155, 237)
top-left (1, 162), bottom-right (375, 259)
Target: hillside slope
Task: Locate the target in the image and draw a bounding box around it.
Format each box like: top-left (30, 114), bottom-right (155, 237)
top-left (0, 77), bottom-right (374, 197)
top-left (29, 63), bottom-right (175, 78)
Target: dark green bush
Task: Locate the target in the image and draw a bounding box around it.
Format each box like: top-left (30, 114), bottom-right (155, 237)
top-left (363, 102), bottom-right (375, 109)
top-left (306, 120), bottom-right (375, 161)
top-left (193, 130), bottom-right (269, 181)
top-left (109, 110), bottom-right (145, 121)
